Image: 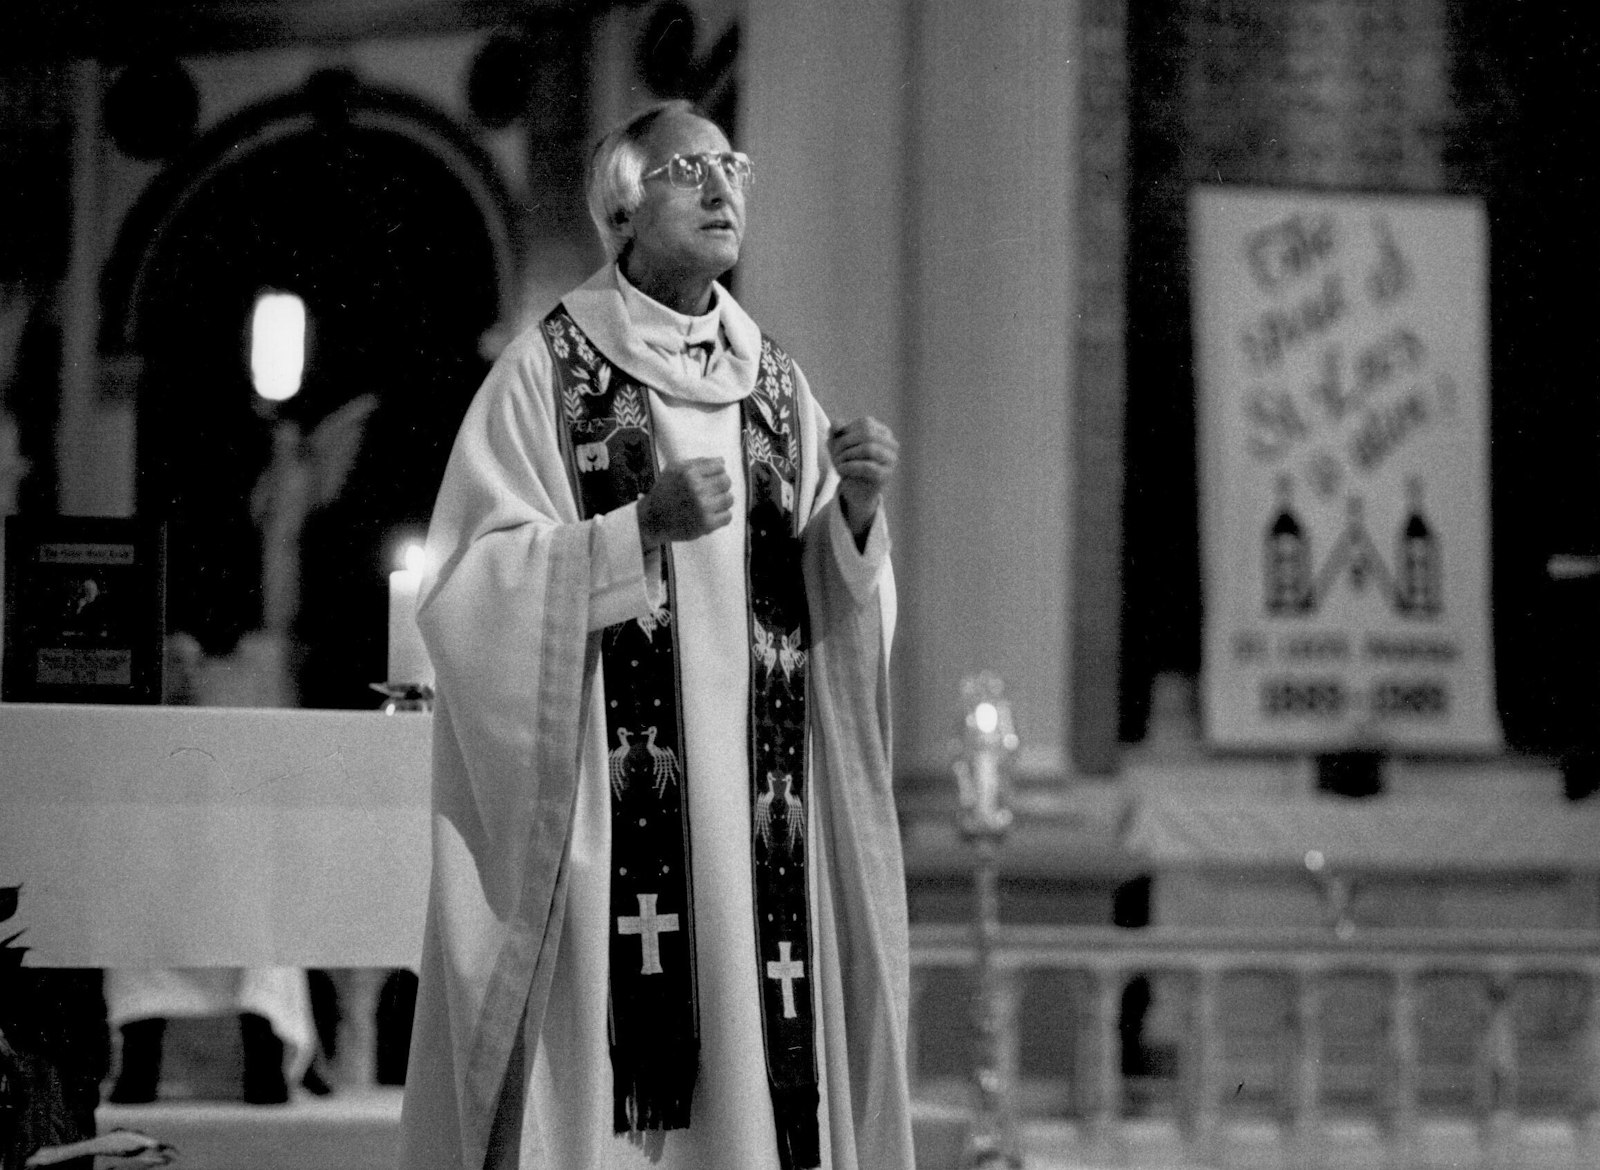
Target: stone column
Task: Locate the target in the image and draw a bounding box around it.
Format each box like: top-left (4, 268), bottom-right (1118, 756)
top-left (59, 59), bottom-right (136, 518)
top-left (745, 0), bottom-right (1089, 779)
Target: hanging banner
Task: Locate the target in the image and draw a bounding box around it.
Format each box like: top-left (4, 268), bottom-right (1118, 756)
top-left (1191, 186), bottom-right (1502, 751)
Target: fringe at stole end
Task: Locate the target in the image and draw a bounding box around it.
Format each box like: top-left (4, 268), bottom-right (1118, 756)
top-left (611, 1044), bottom-right (697, 1133)
top-left (772, 1082), bottom-right (821, 1170)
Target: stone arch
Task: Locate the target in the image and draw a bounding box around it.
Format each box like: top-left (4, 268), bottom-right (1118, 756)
top-left (101, 69), bottom-right (519, 707)
top-left (101, 68), bottom-right (516, 355)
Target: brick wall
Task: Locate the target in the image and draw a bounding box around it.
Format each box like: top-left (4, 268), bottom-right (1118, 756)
top-left (1181, 0), bottom-right (1455, 193)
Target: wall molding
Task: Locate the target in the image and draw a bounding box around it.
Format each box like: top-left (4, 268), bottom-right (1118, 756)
top-left (1069, 0), bottom-right (1130, 775)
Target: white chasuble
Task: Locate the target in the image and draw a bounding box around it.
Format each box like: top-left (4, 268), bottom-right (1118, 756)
top-left (398, 265), bottom-right (915, 1170)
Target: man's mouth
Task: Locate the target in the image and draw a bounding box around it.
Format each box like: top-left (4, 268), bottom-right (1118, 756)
top-left (702, 220), bottom-right (736, 233)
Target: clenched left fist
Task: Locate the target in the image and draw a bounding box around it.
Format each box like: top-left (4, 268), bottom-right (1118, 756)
top-left (826, 416), bottom-right (899, 542)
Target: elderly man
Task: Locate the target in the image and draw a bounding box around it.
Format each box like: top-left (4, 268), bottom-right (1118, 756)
top-left (398, 101), bottom-right (914, 1170)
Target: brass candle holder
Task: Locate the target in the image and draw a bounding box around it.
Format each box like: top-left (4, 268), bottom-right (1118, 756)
top-left (951, 672), bottom-right (1022, 1169)
top-left (370, 681), bottom-right (433, 715)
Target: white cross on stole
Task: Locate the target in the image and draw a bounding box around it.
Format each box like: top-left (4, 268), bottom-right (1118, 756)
top-left (617, 893), bottom-right (679, 975)
top-left (766, 940), bottom-right (806, 1018)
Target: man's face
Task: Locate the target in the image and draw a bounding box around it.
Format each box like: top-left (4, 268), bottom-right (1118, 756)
top-left (623, 112), bottom-right (745, 288)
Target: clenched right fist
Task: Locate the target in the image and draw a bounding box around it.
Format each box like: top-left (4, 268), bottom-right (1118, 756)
top-left (638, 457), bottom-right (735, 550)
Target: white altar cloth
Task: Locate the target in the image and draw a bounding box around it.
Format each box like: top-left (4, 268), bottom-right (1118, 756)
top-left (0, 704), bottom-right (430, 968)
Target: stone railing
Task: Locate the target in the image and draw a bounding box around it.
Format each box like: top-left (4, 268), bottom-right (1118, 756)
top-left (910, 922), bottom-right (1600, 1170)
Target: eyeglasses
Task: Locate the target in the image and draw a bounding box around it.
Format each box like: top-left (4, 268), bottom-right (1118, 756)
top-left (641, 151), bottom-right (754, 193)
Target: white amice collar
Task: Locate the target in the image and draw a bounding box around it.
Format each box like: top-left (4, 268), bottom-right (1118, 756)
top-left (616, 266), bottom-right (724, 354)
top-left (560, 263), bottom-right (762, 406)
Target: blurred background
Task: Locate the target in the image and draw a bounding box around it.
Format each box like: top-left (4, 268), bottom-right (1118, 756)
top-left (4, 1), bottom-right (1600, 1166)
top-left (1, 0), bottom-right (1596, 773)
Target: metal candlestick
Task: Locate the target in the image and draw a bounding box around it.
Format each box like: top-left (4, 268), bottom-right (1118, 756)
top-left (370, 681), bottom-right (434, 715)
top-left (952, 672), bottom-right (1022, 1169)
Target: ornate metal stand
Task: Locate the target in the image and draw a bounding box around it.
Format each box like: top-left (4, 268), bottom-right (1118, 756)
top-left (952, 673), bottom-right (1022, 1169)
top-left (370, 681), bottom-right (433, 714)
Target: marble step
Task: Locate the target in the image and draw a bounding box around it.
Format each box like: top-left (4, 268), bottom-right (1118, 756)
top-left (95, 1094), bottom-right (1598, 1170)
top-left (98, 1089), bottom-right (404, 1170)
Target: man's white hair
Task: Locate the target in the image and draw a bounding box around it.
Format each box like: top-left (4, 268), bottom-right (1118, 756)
top-left (586, 99), bottom-right (706, 260)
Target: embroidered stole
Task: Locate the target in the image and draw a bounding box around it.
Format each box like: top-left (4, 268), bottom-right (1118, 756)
top-left (543, 308), bottom-right (820, 1170)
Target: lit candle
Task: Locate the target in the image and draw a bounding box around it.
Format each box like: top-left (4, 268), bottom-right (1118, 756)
top-left (973, 751), bottom-right (1002, 823)
top-left (388, 543), bottom-right (434, 687)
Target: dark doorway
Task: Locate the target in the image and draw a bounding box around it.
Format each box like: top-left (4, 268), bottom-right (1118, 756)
top-left (122, 77), bottom-right (505, 707)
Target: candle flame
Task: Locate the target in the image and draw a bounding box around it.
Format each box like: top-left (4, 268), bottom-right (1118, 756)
top-left (973, 702), bottom-right (1000, 735)
top-left (402, 543), bottom-right (426, 575)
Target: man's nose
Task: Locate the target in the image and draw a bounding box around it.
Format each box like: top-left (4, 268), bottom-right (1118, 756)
top-left (700, 166), bottom-right (735, 205)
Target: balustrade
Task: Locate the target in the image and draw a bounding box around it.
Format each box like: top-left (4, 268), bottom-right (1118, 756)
top-left (1187, 964), bottom-right (1220, 1160)
top-left (1386, 964), bottom-right (1420, 1166)
top-left (910, 924), bottom-right (1600, 1169)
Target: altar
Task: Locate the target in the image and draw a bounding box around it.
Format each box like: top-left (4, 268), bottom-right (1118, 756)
top-left (1120, 755), bottom-right (1600, 931)
top-left (0, 704), bottom-right (431, 969)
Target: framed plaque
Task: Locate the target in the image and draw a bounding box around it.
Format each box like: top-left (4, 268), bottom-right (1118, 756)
top-left (3, 516), bottom-right (167, 704)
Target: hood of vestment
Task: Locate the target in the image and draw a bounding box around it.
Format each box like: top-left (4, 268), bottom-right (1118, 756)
top-left (561, 263), bottom-right (761, 405)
